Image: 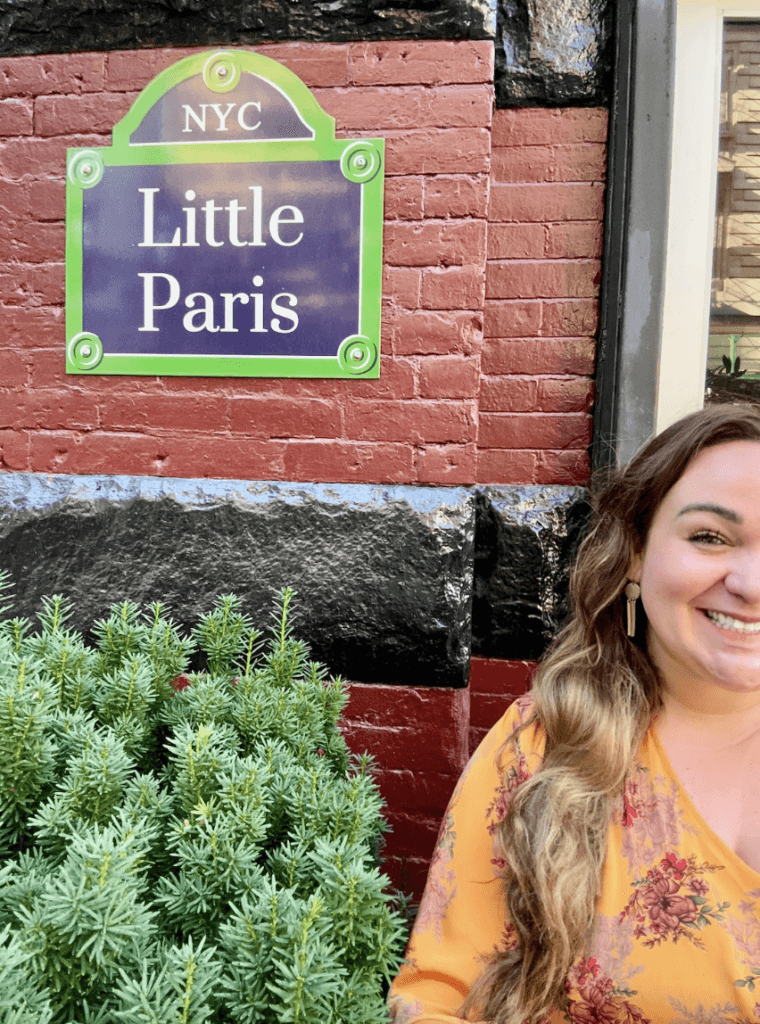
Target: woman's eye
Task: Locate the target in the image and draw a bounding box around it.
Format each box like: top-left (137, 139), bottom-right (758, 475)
top-left (688, 530), bottom-right (727, 545)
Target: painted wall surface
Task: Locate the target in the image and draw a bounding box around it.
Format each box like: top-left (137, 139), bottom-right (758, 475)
top-left (0, 39), bottom-right (608, 900)
top-left (0, 45), bottom-right (602, 488)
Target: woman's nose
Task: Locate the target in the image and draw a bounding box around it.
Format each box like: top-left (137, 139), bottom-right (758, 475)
top-left (724, 548), bottom-right (760, 602)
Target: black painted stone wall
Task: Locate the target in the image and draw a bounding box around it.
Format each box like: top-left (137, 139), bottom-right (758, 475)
top-left (0, 0), bottom-right (613, 107)
top-left (0, 473), bottom-right (590, 686)
top-left (0, 0), bottom-right (495, 54)
top-left (495, 0), bottom-right (613, 106)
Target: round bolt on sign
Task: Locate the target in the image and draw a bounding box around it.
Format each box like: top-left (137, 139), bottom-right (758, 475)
top-left (65, 50), bottom-right (384, 379)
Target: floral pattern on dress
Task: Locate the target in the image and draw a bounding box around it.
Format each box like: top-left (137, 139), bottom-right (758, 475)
top-left (617, 765), bottom-right (699, 878)
top-left (620, 852), bottom-right (728, 949)
top-left (413, 810), bottom-right (457, 943)
top-left (668, 998), bottom-right (749, 1024)
top-left (725, 889), bottom-right (760, 993)
top-left (387, 991), bottom-right (424, 1024)
top-left (562, 955), bottom-right (651, 1024)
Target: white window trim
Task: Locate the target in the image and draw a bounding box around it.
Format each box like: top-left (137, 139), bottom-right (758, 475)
top-left (659, 0), bottom-right (760, 433)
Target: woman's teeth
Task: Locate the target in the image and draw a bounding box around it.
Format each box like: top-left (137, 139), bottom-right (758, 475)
top-left (706, 610), bottom-right (760, 633)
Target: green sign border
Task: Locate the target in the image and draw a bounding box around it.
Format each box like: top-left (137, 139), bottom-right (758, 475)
top-left (65, 50), bottom-right (384, 378)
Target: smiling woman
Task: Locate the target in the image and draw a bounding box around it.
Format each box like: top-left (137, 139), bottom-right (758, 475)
top-left (389, 404), bottom-right (760, 1024)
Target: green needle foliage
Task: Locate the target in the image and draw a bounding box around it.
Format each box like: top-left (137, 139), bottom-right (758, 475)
top-left (0, 575), bottom-right (406, 1023)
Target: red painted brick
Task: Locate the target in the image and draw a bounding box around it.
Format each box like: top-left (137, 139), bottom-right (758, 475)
top-left (385, 220), bottom-right (487, 268)
top-left (491, 144), bottom-right (554, 183)
top-left (551, 143), bottom-right (607, 182)
top-left (541, 298), bottom-right (599, 337)
top-left (421, 266), bottom-right (484, 309)
top-left (476, 448), bottom-right (538, 483)
top-left (316, 84), bottom-right (492, 131)
top-left (536, 376), bottom-right (593, 413)
top-left (0, 263), bottom-right (64, 306)
top-left (348, 40), bottom-right (493, 86)
top-left (0, 133), bottom-right (106, 179)
top-left (489, 183), bottom-right (605, 223)
top-left (384, 176), bottom-right (424, 220)
top-left (382, 812), bottom-right (440, 859)
top-left (372, 768), bottom-right (459, 819)
top-left (0, 53), bottom-right (106, 98)
top-left (488, 223), bottom-right (545, 260)
top-left (486, 260), bottom-right (600, 300)
top-left (479, 412), bottom-right (591, 450)
top-left (157, 436), bottom-right (288, 479)
top-left (478, 374), bottom-right (593, 414)
top-left (34, 92), bottom-right (136, 137)
top-left (345, 682), bottom-right (468, 729)
top-left (536, 447), bottom-right (591, 485)
top-left (545, 221), bottom-right (603, 259)
top-left (0, 178), bottom-right (30, 217)
top-left (469, 656), bottom-right (536, 695)
top-left (31, 347), bottom-right (130, 386)
top-left (418, 355), bottom-right (479, 398)
top-left (0, 306), bottom-right (64, 349)
top-left (282, 440), bottom-right (414, 482)
top-left (483, 300), bottom-right (541, 338)
top-left (491, 143), bottom-right (606, 184)
top-left (387, 309), bottom-right (482, 356)
top-left (383, 855), bottom-right (431, 902)
top-left (382, 266), bottom-right (421, 308)
top-left (415, 443), bottom-right (477, 485)
top-left (340, 720), bottom-right (467, 774)
top-left (0, 98), bottom-right (32, 136)
top-left (0, 429), bottom-right (30, 469)
top-left (479, 376), bottom-right (538, 412)
top-left (29, 430), bottom-right (165, 476)
top-left (274, 358), bottom-right (416, 401)
top-left (482, 338), bottom-right (595, 376)
top-left (1, 221), bottom-right (65, 263)
top-left (470, 692), bottom-right (516, 731)
top-left (492, 107), bottom-right (608, 147)
top-left (230, 397), bottom-right (340, 438)
top-left (255, 43), bottom-right (350, 88)
top-left (28, 179), bottom-right (65, 221)
top-left (0, 388), bottom-right (99, 430)
top-left (469, 727), bottom-right (489, 756)
top-left (2, 352), bottom-right (28, 387)
top-left (105, 48), bottom-right (203, 91)
top-left (424, 175), bottom-right (489, 219)
top-left (101, 394), bottom-right (228, 432)
top-left (385, 128), bottom-right (490, 175)
top-left (344, 399), bottom-right (476, 444)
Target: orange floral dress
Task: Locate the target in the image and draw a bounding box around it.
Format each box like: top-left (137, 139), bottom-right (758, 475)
top-left (389, 695), bottom-right (760, 1024)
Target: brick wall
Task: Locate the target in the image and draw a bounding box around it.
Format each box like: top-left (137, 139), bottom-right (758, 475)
top-left (0, 45), bottom-right (605, 488)
top-left (482, 108), bottom-right (606, 485)
top-left (0, 42), bottom-right (491, 483)
top-left (341, 657), bottom-right (535, 898)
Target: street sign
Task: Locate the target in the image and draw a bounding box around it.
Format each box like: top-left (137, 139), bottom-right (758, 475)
top-left (65, 50), bottom-right (384, 377)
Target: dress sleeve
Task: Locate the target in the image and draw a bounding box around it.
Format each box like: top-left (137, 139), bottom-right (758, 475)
top-left (387, 695), bottom-right (543, 1024)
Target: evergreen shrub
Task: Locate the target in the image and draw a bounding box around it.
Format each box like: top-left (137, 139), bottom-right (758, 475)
top-left (0, 575), bottom-right (406, 1023)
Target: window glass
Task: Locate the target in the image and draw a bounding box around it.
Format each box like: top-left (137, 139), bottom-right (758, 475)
top-left (708, 21), bottom-right (760, 401)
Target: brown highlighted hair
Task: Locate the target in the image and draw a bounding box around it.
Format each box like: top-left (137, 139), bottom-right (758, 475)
top-left (464, 404), bottom-right (760, 1024)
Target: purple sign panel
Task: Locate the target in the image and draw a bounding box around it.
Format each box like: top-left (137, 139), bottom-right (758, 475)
top-left (82, 162), bottom-right (361, 357)
top-left (65, 50), bottom-right (384, 377)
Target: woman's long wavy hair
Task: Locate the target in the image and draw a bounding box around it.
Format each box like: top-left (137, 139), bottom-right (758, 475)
top-left (463, 404), bottom-right (760, 1024)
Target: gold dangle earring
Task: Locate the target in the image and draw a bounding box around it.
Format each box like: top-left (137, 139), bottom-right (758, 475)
top-left (624, 581), bottom-right (641, 637)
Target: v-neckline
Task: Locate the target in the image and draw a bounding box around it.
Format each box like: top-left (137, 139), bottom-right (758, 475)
top-left (648, 724), bottom-right (760, 885)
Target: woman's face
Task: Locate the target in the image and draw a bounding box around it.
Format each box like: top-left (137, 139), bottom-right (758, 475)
top-left (632, 439), bottom-right (760, 704)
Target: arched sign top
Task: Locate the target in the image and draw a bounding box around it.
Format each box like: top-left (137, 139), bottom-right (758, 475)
top-left (65, 49), bottom-right (383, 379)
top-left (114, 50), bottom-right (334, 148)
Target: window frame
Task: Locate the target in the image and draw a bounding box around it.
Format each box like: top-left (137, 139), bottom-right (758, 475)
top-left (595, 0), bottom-right (760, 466)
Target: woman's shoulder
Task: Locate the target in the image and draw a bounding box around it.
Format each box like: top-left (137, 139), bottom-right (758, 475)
top-left (489, 691), bottom-right (545, 763)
